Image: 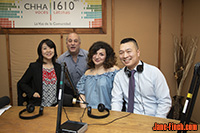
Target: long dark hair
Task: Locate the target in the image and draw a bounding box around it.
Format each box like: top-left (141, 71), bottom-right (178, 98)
top-left (87, 41), bottom-right (117, 69)
top-left (36, 39), bottom-right (57, 64)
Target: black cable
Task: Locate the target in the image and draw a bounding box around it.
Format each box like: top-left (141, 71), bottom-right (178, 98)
top-left (134, 94), bottom-right (145, 114)
top-left (80, 107), bottom-right (87, 123)
top-left (87, 112), bottom-right (132, 126)
top-left (63, 105), bottom-right (132, 126)
top-left (63, 107), bottom-right (70, 121)
top-left (63, 106), bottom-right (87, 122)
top-left (79, 107), bottom-right (132, 126)
top-left (136, 74), bottom-right (146, 114)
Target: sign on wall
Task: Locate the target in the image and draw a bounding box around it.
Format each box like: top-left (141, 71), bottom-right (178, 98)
top-left (0, 0), bottom-right (102, 28)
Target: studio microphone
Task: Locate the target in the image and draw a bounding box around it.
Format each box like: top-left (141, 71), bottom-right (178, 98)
top-left (72, 98), bottom-right (88, 105)
top-left (0, 96), bottom-right (10, 109)
top-left (63, 94), bottom-right (88, 106)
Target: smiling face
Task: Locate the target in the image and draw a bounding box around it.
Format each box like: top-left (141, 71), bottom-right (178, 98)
top-left (66, 33), bottom-right (80, 56)
top-left (119, 41), bottom-right (140, 70)
top-left (92, 48), bottom-right (106, 67)
top-left (42, 43), bottom-right (55, 63)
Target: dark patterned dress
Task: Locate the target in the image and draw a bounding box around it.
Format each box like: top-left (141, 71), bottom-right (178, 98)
top-left (41, 67), bottom-right (57, 106)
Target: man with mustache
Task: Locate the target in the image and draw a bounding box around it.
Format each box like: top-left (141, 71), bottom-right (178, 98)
top-left (57, 33), bottom-right (88, 98)
top-left (111, 38), bottom-right (171, 118)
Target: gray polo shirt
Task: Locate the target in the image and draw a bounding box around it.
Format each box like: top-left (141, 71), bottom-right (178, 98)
top-left (57, 49), bottom-right (88, 88)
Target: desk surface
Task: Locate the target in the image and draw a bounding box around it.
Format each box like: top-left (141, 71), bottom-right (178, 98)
top-left (0, 106), bottom-right (198, 133)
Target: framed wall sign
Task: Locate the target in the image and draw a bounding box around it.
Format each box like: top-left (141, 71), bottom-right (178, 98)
top-left (0, 0), bottom-right (106, 34)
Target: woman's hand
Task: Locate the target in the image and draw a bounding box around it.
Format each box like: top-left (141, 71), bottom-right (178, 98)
top-left (33, 92), bottom-right (41, 98)
top-left (79, 94), bottom-right (87, 108)
top-left (80, 103), bottom-right (87, 108)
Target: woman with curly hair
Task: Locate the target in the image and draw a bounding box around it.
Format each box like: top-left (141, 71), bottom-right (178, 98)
top-left (77, 41), bottom-right (119, 109)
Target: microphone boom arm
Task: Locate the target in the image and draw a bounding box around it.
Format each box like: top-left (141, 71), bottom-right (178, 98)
top-left (64, 63), bottom-right (79, 98)
top-left (64, 63), bottom-right (85, 102)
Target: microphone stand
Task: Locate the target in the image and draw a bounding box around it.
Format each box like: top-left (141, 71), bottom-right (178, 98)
top-left (178, 62), bottom-right (200, 133)
top-left (56, 62), bottom-right (65, 133)
top-left (56, 62), bottom-right (88, 133)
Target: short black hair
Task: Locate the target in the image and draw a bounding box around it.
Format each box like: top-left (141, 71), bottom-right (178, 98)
top-left (120, 38), bottom-right (139, 49)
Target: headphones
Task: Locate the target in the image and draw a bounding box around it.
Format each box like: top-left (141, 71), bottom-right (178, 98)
top-left (19, 104), bottom-right (44, 120)
top-left (124, 61), bottom-right (144, 77)
top-left (87, 103), bottom-right (110, 119)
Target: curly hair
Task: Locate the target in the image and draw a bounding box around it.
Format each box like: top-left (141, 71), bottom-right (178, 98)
top-left (87, 41), bottom-right (117, 69)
